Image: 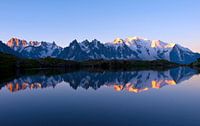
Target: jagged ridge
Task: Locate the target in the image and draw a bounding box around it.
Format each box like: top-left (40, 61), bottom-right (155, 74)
top-left (0, 37), bottom-right (199, 64)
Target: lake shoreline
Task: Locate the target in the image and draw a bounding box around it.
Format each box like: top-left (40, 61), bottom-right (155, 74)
top-left (2, 52), bottom-right (200, 73)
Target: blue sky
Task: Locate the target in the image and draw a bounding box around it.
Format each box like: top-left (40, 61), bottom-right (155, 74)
top-left (0, 0), bottom-right (200, 52)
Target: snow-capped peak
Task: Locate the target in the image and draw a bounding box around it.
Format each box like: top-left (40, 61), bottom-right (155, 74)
top-left (151, 40), bottom-right (176, 49)
top-left (125, 36), bottom-right (148, 42)
top-left (164, 43), bottom-right (176, 48)
top-left (113, 38), bottom-right (124, 44)
top-left (151, 40), bottom-right (164, 48)
top-left (110, 37), bottom-right (176, 50)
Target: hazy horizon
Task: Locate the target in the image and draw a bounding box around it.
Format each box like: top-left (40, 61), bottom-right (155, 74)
top-left (0, 0), bottom-right (200, 52)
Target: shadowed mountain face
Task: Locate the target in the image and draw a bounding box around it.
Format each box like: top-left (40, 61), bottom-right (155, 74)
top-left (1, 67), bottom-right (198, 93)
top-left (0, 41), bottom-right (21, 57)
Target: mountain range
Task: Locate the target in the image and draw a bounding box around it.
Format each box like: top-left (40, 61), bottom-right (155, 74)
top-left (0, 37), bottom-right (200, 64)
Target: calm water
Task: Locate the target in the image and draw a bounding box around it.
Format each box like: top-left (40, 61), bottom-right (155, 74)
top-left (0, 67), bottom-right (200, 126)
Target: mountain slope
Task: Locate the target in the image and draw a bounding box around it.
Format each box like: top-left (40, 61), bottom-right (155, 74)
top-left (7, 38), bottom-right (63, 58)
top-left (170, 44), bottom-right (200, 64)
top-left (0, 41), bottom-right (21, 57)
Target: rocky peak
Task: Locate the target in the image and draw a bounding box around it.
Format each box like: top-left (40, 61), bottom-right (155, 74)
top-left (7, 38), bottom-right (28, 48)
top-left (29, 41), bottom-right (41, 46)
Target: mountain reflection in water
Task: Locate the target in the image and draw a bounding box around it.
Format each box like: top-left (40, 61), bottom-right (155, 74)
top-left (1, 67), bottom-right (198, 93)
